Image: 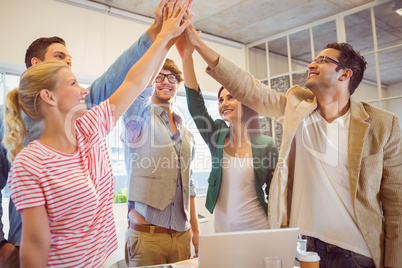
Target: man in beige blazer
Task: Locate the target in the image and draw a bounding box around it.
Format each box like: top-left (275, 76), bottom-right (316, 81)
top-left (184, 21), bottom-right (401, 268)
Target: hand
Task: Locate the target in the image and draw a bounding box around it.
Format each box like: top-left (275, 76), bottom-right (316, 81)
top-left (184, 17), bottom-right (201, 48)
top-left (186, 0), bottom-right (193, 11)
top-left (191, 230), bottom-right (199, 257)
top-left (158, 0), bottom-right (191, 43)
top-left (0, 243), bottom-right (15, 265)
top-left (147, 0), bottom-right (170, 42)
top-left (154, 0), bottom-right (170, 30)
top-left (192, 234), bottom-right (198, 258)
top-left (175, 10), bottom-right (196, 59)
top-left (175, 33), bottom-right (194, 59)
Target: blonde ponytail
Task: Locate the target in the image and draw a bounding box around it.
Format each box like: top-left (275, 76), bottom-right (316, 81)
top-left (3, 88), bottom-right (27, 163)
top-left (3, 61), bottom-right (70, 162)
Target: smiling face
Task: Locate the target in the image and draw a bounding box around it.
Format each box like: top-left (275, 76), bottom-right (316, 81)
top-left (218, 88), bottom-right (243, 123)
top-left (305, 48), bottom-right (344, 93)
top-left (51, 67), bottom-right (88, 119)
top-left (152, 69), bottom-right (179, 105)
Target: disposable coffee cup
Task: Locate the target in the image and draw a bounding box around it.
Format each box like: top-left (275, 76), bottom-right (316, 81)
top-left (298, 251), bottom-right (320, 268)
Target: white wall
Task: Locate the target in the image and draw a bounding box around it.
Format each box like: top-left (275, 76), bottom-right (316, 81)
top-left (0, 0), bottom-right (245, 94)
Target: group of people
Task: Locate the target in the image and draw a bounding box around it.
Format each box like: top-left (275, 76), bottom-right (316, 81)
top-left (0, 0), bottom-right (400, 267)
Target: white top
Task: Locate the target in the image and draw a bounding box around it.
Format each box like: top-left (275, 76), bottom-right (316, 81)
top-left (214, 150), bottom-right (268, 232)
top-left (289, 109), bottom-right (371, 258)
top-left (9, 100), bottom-right (117, 267)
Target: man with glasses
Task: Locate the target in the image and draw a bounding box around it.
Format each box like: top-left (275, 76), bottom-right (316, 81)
top-left (183, 22), bottom-right (401, 268)
top-left (121, 58), bottom-right (199, 267)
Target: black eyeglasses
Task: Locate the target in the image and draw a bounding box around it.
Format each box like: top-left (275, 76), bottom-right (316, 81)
top-left (155, 73), bottom-right (179, 84)
top-left (311, 56), bottom-right (349, 69)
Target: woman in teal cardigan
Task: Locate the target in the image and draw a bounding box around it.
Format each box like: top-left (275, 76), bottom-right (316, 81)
top-left (177, 34), bottom-right (278, 232)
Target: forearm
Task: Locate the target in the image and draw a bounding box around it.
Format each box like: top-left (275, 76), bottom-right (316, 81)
top-left (109, 35), bottom-right (171, 120)
top-left (189, 196), bottom-right (199, 234)
top-left (191, 36), bottom-right (219, 69)
top-left (21, 241), bottom-right (49, 268)
top-left (189, 196), bottom-right (199, 255)
top-left (20, 207), bottom-right (50, 268)
top-left (182, 55), bottom-right (198, 90)
top-left (86, 31), bottom-right (152, 107)
top-left (206, 55), bottom-right (287, 119)
top-left (0, 243), bottom-right (15, 265)
top-left (145, 27), bottom-right (170, 86)
top-left (185, 86), bottom-right (218, 146)
top-left (147, 22), bottom-right (161, 43)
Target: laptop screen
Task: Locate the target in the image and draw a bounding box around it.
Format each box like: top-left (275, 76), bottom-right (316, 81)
top-left (198, 228), bottom-right (299, 268)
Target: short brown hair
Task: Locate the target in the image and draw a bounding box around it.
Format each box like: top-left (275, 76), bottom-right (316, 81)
top-left (162, 58), bottom-right (183, 84)
top-left (25, 36), bottom-right (66, 68)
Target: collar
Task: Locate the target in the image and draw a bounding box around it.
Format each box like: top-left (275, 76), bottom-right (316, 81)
top-left (150, 102), bottom-right (183, 125)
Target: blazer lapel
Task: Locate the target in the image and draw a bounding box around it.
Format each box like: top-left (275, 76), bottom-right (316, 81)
top-left (348, 96), bottom-right (370, 205)
top-left (215, 126), bottom-right (230, 168)
top-left (250, 136), bottom-right (267, 186)
top-left (281, 97), bottom-right (317, 153)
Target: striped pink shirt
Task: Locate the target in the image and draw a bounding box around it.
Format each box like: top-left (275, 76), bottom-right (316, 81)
top-left (9, 100), bottom-right (117, 267)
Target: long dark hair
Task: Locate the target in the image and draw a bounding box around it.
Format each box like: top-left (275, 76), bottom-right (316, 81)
top-left (218, 86), bottom-right (261, 136)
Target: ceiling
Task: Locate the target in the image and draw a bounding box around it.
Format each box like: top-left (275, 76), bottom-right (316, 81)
top-left (89, 0), bottom-right (402, 86)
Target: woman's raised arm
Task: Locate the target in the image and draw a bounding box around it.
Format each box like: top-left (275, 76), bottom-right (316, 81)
top-left (109, 0), bottom-right (191, 123)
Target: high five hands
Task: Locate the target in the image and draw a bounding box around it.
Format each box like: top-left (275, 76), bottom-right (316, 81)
top-left (158, 0), bottom-right (193, 46)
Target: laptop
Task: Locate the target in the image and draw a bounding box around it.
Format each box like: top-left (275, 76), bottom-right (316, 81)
top-left (198, 228), bottom-right (299, 268)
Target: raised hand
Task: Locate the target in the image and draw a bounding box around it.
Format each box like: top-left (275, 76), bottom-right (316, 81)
top-left (155, 0), bottom-right (189, 30)
top-left (175, 33), bottom-right (194, 60)
top-left (176, 10), bottom-right (196, 57)
top-left (175, 9), bottom-right (198, 90)
top-left (147, 0), bottom-right (171, 42)
top-left (154, 0), bottom-right (169, 29)
top-left (175, 24), bottom-right (195, 59)
top-left (160, 0), bottom-right (191, 40)
top-left (183, 15), bottom-right (220, 69)
top-left (149, 0), bottom-right (192, 42)
top-left (187, 0), bottom-right (193, 11)
top-left (184, 15), bottom-right (201, 48)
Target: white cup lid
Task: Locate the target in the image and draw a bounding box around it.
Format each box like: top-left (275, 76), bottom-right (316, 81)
top-left (298, 252), bottom-right (320, 262)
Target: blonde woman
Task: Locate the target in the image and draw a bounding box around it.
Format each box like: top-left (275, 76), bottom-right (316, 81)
top-left (2, 2), bottom-right (190, 267)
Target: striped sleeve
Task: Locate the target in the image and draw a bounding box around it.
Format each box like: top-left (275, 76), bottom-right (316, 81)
top-left (77, 100), bottom-right (115, 139)
top-left (8, 149), bottom-right (45, 211)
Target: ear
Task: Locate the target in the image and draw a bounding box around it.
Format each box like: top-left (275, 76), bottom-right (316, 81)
top-left (339, 69), bottom-right (353, 81)
top-left (39, 89), bottom-right (57, 107)
top-left (30, 57), bottom-right (41, 66)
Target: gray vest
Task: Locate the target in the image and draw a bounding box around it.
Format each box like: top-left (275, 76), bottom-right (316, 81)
top-left (127, 110), bottom-right (193, 217)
